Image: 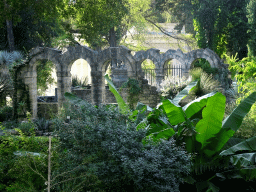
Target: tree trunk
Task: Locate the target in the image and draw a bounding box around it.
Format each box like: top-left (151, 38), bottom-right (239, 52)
top-left (109, 27), bottom-right (116, 47)
top-left (109, 27), bottom-right (117, 68)
top-left (6, 19), bottom-right (15, 52)
top-left (4, 0), bottom-right (15, 52)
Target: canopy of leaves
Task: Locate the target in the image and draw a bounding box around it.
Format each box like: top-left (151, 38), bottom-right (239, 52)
top-left (59, 0), bottom-right (151, 48)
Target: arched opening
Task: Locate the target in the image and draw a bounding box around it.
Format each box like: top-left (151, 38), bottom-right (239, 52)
top-left (37, 60), bottom-right (57, 96)
top-left (71, 59), bottom-right (91, 88)
top-left (36, 59), bottom-right (58, 119)
top-left (191, 58), bottom-right (218, 76)
top-left (163, 59), bottom-right (183, 80)
top-left (142, 59), bottom-right (156, 85)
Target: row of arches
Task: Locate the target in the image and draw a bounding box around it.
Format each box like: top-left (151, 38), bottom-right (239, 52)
top-left (18, 45), bottom-right (228, 118)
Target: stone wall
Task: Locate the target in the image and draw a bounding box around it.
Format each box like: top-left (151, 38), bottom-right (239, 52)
top-left (73, 80), bottom-right (161, 109)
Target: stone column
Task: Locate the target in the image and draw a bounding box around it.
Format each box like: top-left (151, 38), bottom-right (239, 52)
top-left (57, 71), bottom-right (71, 108)
top-left (155, 68), bottom-right (164, 86)
top-left (24, 71), bottom-right (37, 119)
top-left (183, 67), bottom-right (190, 79)
top-left (91, 71), bottom-right (104, 106)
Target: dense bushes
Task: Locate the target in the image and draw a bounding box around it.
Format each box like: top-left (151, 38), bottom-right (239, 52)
top-left (51, 99), bottom-right (191, 191)
top-left (0, 135), bottom-right (57, 191)
top-left (0, 106), bottom-right (13, 122)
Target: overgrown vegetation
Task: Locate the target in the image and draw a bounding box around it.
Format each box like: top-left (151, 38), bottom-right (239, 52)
top-left (120, 78), bottom-right (141, 110)
top-left (105, 74), bottom-right (256, 191)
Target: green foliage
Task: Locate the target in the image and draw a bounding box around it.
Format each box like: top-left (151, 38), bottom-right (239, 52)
top-left (59, 0), bottom-right (151, 48)
top-left (16, 113), bottom-right (36, 136)
top-left (0, 134), bottom-right (57, 191)
top-left (104, 74), bottom-right (129, 114)
top-left (0, 106), bottom-right (13, 122)
top-left (228, 55), bottom-right (256, 121)
top-left (130, 79), bottom-right (256, 190)
top-left (247, 0), bottom-right (256, 57)
top-left (192, 59), bottom-right (218, 75)
top-left (0, 0), bottom-right (69, 52)
top-left (120, 78), bottom-right (141, 110)
top-left (192, 0), bottom-right (249, 58)
top-left (188, 68), bottom-right (221, 99)
top-left (52, 94), bottom-right (191, 191)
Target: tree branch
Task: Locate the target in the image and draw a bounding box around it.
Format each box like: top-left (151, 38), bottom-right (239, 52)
top-left (144, 18), bottom-right (194, 45)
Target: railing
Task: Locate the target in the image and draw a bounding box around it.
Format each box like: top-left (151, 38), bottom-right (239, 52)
top-left (142, 65), bottom-right (184, 85)
top-left (164, 65), bottom-right (184, 79)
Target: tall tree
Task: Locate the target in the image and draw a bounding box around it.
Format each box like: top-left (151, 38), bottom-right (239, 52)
top-left (247, 0), bottom-right (256, 57)
top-left (59, 0), bottom-right (151, 49)
top-left (0, 0), bottom-right (66, 52)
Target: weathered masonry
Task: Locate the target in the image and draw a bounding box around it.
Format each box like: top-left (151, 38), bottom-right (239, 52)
top-left (17, 44), bottom-right (231, 118)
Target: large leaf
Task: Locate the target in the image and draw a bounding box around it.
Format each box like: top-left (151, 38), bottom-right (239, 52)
top-left (204, 128), bottom-right (235, 157)
top-left (222, 92), bottom-right (256, 131)
top-left (230, 153), bottom-right (256, 167)
top-left (220, 136), bottom-right (256, 156)
top-left (162, 99), bottom-right (186, 125)
top-left (183, 92), bottom-right (217, 119)
top-left (150, 128), bottom-right (175, 142)
top-left (207, 92), bottom-right (256, 155)
top-left (104, 74), bottom-right (129, 114)
top-left (146, 109), bottom-right (170, 135)
top-left (172, 80), bottom-right (198, 105)
top-left (195, 92), bottom-right (226, 148)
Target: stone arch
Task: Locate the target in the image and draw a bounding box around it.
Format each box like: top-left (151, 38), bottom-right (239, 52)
top-left (20, 47), bottom-right (63, 118)
top-left (186, 48), bottom-right (222, 69)
top-left (160, 49), bottom-right (186, 69)
top-left (98, 46), bottom-right (136, 74)
top-left (134, 48), bottom-right (161, 69)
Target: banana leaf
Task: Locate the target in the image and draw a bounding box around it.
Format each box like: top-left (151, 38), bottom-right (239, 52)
top-left (162, 99), bottom-right (186, 125)
top-left (195, 92), bottom-right (226, 148)
top-left (172, 80), bottom-right (198, 105)
top-left (222, 92), bottom-right (256, 131)
top-left (182, 91), bottom-right (217, 119)
top-left (207, 92), bottom-right (256, 155)
top-left (104, 74), bottom-right (129, 114)
top-left (220, 136), bottom-right (256, 156)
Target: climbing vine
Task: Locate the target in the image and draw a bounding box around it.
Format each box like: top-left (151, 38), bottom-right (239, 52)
top-left (120, 78), bottom-right (141, 110)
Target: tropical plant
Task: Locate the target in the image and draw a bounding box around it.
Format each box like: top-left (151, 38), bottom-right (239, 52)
top-left (105, 74), bottom-right (256, 191)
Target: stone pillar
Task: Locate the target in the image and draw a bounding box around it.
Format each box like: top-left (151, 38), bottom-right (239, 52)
top-left (57, 71), bottom-right (71, 108)
top-left (183, 67), bottom-right (190, 79)
top-left (91, 71), bottom-right (104, 106)
top-left (155, 69), bottom-right (164, 86)
top-left (111, 67), bottom-right (128, 88)
top-left (24, 71), bottom-right (37, 119)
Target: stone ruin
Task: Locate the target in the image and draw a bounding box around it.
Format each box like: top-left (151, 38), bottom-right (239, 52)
top-left (16, 44), bottom-right (232, 118)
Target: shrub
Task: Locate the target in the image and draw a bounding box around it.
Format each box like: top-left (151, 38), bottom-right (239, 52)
top-left (52, 98), bottom-right (191, 192)
top-left (159, 76), bottom-right (190, 100)
top-left (0, 106), bottom-right (13, 122)
top-left (0, 135), bottom-right (57, 191)
top-left (71, 75), bottom-right (89, 87)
